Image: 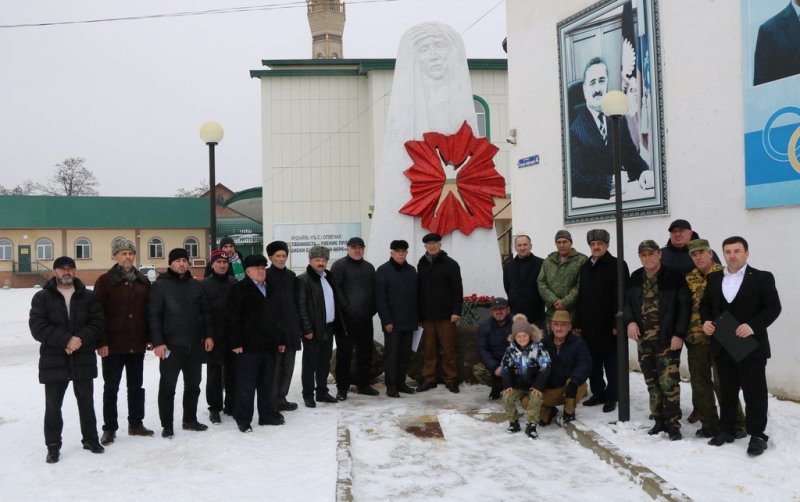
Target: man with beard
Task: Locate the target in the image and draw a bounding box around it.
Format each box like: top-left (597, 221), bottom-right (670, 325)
top-left (474, 297), bottom-right (513, 400)
top-left (201, 250), bottom-right (237, 424)
top-left (148, 248), bottom-right (215, 438)
top-left (30, 256), bottom-right (105, 463)
top-left (93, 239), bottom-right (154, 446)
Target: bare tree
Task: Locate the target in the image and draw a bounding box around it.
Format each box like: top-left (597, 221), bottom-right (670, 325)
top-left (37, 157), bottom-right (100, 196)
top-left (0, 180), bottom-right (37, 195)
top-left (175, 180), bottom-right (209, 197)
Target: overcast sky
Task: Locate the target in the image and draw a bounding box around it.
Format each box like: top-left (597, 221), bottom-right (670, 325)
top-left (0, 0), bottom-right (507, 197)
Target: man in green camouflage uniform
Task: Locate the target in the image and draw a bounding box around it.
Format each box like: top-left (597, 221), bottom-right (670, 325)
top-left (537, 230), bottom-right (587, 328)
top-left (624, 240), bottom-right (689, 440)
top-left (685, 239), bottom-right (746, 438)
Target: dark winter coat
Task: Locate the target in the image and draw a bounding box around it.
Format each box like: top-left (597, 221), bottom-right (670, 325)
top-left (330, 255), bottom-right (377, 321)
top-left (226, 278), bottom-right (286, 352)
top-left (296, 266), bottom-right (345, 342)
top-left (29, 277), bottom-right (104, 383)
top-left (624, 265), bottom-right (690, 346)
top-left (147, 269), bottom-right (214, 348)
top-left (201, 272), bottom-right (237, 362)
top-left (542, 331), bottom-right (592, 389)
top-left (574, 252), bottom-right (629, 352)
top-left (93, 265), bottom-right (151, 354)
top-left (476, 317), bottom-right (512, 373)
top-left (500, 340), bottom-right (551, 391)
top-left (417, 250), bottom-right (463, 321)
top-left (660, 232), bottom-right (720, 275)
top-left (266, 264), bottom-right (303, 351)
top-left (502, 253), bottom-right (545, 323)
top-left (375, 258), bottom-right (419, 332)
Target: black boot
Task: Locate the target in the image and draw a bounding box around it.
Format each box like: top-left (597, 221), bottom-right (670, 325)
top-left (525, 422), bottom-right (538, 439)
top-left (506, 420), bottom-right (521, 433)
top-left (45, 442), bottom-right (61, 464)
top-left (648, 420), bottom-right (665, 435)
top-left (100, 430), bottom-right (115, 446)
top-left (209, 411), bottom-right (222, 424)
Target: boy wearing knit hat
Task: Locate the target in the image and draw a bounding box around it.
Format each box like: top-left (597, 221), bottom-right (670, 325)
top-left (500, 314), bottom-right (551, 439)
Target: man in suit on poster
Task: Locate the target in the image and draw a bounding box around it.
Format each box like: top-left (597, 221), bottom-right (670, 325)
top-left (701, 236), bottom-right (781, 456)
top-left (569, 57), bottom-right (653, 200)
top-left (753, 0), bottom-right (800, 86)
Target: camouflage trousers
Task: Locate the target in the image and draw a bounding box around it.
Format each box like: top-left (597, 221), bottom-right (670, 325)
top-left (472, 363), bottom-right (502, 389)
top-left (502, 388), bottom-right (544, 423)
top-left (638, 339), bottom-right (681, 427)
top-left (686, 342), bottom-right (746, 432)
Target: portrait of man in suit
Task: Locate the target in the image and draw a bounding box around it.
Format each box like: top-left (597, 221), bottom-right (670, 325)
top-left (753, 0), bottom-right (800, 86)
top-left (700, 236), bottom-right (782, 456)
top-left (568, 57), bottom-right (654, 201)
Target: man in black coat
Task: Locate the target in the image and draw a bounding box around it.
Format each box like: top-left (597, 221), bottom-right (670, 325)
top-left (660, 219), bottom-right (720, 276)
top-left (94, 238), bottom-right (154, 446)
top-left (474, 297), bottom-right (512, 399)
top-left (416, 232), bottom-right (463, 394)
top-left (201, 250), bottom-right (237, 424)
top-left (375, 239), bottom-right (418, 398)
top-left (266, 240), bottom-right (302, 412)
top-left (502, 234), bottom-right (545, 329)
top-left (296, 245), bottom-right (344, 408)
top-left (30, 256), bottom-right (105, 463)
top-left (330, 237), bottom-right (378, 398)
top-left (624, 240), bottom-right (690, 441)
top-left (148, 248), bottom-right (215, 438)
top-left (540, 311), bottom-right (592, 426)
top-left (227, 254), bottom-right (286, 432)
top-left (574, 229), bottom-right (629, 413)
top-left (701, 236), bottom-right (781, 456)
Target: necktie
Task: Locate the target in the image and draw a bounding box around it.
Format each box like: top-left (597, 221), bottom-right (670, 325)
top-left (598, 112), bottom-right (607, 144)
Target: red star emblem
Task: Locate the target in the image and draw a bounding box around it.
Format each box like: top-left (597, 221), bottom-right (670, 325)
top-left (399, 121), bottom-right (504, 236)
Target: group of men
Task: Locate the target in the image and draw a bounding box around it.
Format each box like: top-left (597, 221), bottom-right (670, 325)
top-left (481, 219), bottom-right (780, 455)
top-left (30, 219), bottom-right (780, 463)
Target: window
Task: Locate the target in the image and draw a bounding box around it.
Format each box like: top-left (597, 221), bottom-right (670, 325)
top-left (149, 238), bottom-right (164, 259)
top-left (75, 238), bottom-right (91, 260)
top-left (0, 238), bottom-right (11, 260)
top-left (36, 238), bottom-right (53, 261)
top-left (473, 96), bottom-right (489, 139)
top-left (184, 237), bottom-right (199, 258)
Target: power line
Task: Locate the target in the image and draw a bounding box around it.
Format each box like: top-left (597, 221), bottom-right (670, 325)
top-left (0, 0), bottom-right (405, 29)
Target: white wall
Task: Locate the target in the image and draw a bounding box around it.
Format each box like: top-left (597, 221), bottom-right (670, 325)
top-left (507, 0), bottom-right (800, 399)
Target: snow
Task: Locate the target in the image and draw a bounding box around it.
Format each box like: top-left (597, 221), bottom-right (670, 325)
top-left (3, 287), bottom-right (799, 501)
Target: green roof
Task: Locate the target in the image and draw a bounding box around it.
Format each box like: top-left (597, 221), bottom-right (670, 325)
top-left (250, 58), bottom-right (507, 78)
top-left (0, 196), bottom-right (209, 229)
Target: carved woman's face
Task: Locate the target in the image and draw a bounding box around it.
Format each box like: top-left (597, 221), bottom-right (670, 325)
top-left (415, 34), bottom-right (451, 80)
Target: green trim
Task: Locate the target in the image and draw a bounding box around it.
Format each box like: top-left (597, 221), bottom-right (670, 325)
top-left (251, 58), bottom-right (507, 79)
top-left (0, 196), bottom-right (208, 229)
top-left (472, 94), bottom-right (491, 141)
top-left (224, 187), bottom-right (262, 206)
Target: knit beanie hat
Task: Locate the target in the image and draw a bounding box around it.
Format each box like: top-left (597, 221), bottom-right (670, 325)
top-left (509, 313), bottom-right (534, 341)
top-left (112, 238), bottom-right (136, 256)
top-left (555, 230), bottom-right (572, 242)
top-left (168, 248), bottom-right (189, 264)
top-left (219, 235), bottom-right (235, 247)
top-left (209, 250), bottom-right (228, 264)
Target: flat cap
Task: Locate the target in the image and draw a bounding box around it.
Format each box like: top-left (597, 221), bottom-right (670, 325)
top-left (347, 237), bottom-right (366, 247)
top-left (489, 297), bottom-right (509, 309)
top-left (53, 256), bottom-right (76, 269)
top-left (668, 219), bottom-right (692, 231)
top-left (422, 233), bottom-right (442, 243)
top-left (390, 239), bottom-right (409, 250)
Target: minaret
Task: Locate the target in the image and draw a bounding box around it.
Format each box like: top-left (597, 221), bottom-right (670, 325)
top-left (306, 0), bottom-right (345, 59)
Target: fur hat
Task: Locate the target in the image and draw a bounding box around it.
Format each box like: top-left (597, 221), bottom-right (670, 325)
top-left (168, 248), bottom-right (189, 264)
top-left (112, 238), bottom-right (136, 256)
top-left (586, 229), bottom-right (610, 244)
top-left (509, 313), bottom-right (542, 343)
top-left (308, 245), bottom-right (330, 260)
top-left (266, 240), bottom-right (289, 257)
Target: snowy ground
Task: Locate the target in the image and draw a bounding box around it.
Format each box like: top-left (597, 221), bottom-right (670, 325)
top-left (3, 287), bottom-right (799, 501)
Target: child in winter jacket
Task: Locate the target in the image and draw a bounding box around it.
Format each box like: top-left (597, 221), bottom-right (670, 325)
top-left (501, 313), bottom-right (551, 439)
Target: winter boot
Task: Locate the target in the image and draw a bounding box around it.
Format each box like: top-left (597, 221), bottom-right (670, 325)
top-left (525, 422), bottom-right (538, 439)
top-left (45, 442), bottom-right (61, 464)
top-left (506, 420), bottom-right (521, 433)
top-left (648, 419), bottom-right (665, 435)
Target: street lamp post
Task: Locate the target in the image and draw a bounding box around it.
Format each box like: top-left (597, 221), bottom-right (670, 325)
top-left (199, 121), bottom-right (224, 256)
top-left (601, 90), bottom-right (630, 422)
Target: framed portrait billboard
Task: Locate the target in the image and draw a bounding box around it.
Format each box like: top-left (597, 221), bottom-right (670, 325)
top-left (557, 0), bottom-right (666, 223)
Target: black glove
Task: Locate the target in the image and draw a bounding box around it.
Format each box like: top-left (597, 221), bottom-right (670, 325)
top-left (565, 381), bottom-right (578, 398)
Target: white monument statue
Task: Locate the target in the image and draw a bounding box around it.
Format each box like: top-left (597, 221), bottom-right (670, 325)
top-left (367, 22), bottom-right (505, 298)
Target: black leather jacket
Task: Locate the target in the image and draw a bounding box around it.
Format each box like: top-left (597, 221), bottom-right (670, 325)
top-left (295, 265), bottom-right (346, 342)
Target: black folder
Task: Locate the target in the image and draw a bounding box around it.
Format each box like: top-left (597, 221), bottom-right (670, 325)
top-left (714, 311), bottom-right (759, 362)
